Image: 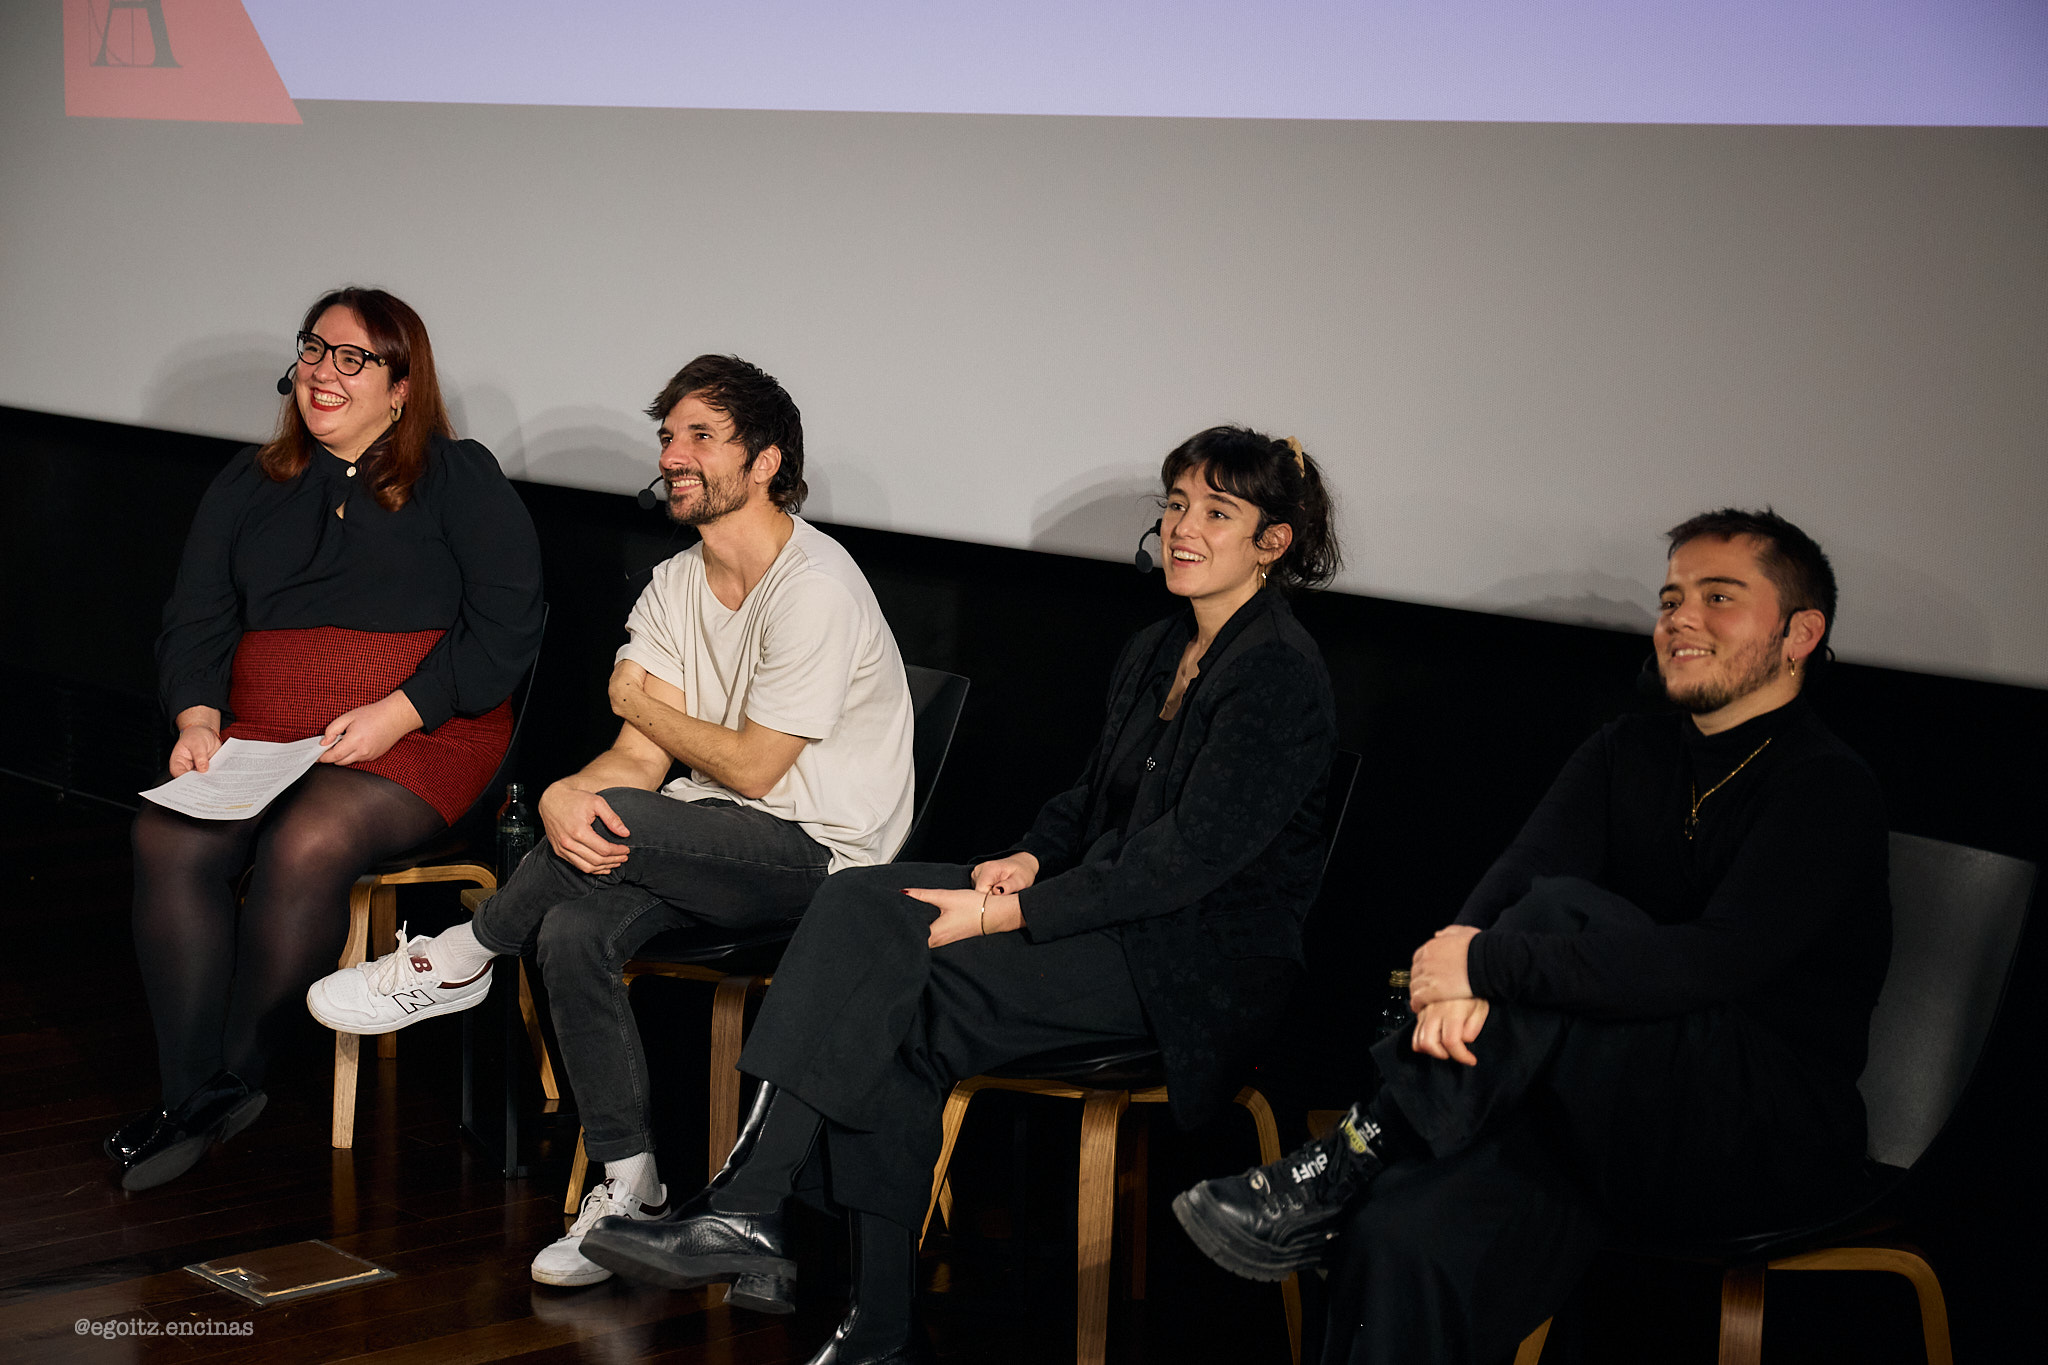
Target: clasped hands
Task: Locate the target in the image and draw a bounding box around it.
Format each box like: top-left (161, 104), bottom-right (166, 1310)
top-left (907, 853), bottom-right (1038, 949)
top-left (1408, 924), bottom-right (1490, 1068)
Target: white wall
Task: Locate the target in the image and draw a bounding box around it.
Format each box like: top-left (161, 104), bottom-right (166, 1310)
top-left (5, 7), bottom-right (2045, 685)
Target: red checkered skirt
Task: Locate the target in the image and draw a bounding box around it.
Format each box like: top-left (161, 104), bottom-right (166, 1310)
top-left (224, 627), bottom-right (511, 825)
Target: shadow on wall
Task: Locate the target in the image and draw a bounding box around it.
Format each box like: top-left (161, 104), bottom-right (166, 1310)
top-left (1468, 570), bottom-right (1658, 633)
top-left (1030, 467), bottom-right (1160, 561)
top-left (511, 407), bottom-right (656, 492)
top-left (1826, 548), bottom-right (1995, 677)
top-left (141, 336), bottom-right (291, 444)
top-left (804, 466), bottom-right (893, 526)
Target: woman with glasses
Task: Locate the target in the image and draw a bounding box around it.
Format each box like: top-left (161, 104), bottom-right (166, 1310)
top-left (578, 426), bottom-right (1340, 1364)
top-left (107, 287), bottom-right (543, 1190)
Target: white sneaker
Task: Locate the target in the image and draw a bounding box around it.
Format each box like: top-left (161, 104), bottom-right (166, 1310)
top-left (305, 924), bottom-right (493, 1034)
top-left (533, 1178), bottom-right (670, 1287)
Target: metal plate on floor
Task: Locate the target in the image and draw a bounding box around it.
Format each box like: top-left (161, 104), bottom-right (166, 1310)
top-left (185, 1240), bottom-right (394, 1305)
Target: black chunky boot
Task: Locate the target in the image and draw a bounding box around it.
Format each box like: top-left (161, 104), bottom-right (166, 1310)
top-left (107, 1071), bottom-right (267, 1192)
top-left (581, 1082), bottom-right (819, 1299)
top-left (803, 1213), bottom-right (934, 1365)
top-left (1171, 1098), bottom-right (1387, 1280)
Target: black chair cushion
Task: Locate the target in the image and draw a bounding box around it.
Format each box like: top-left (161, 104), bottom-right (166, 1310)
top-left (1610, 1161), bottom-right (1906, 1264)
top-left (630, 917), bottom-right (807, 973)
top-left (983, 1038), bottom-right (1168, 1090)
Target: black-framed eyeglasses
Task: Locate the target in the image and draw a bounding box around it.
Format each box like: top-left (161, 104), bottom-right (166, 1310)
top-left (295, 331), bottom-right (386, 377)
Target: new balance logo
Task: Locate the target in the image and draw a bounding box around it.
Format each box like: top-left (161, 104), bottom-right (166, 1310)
top-left (393, 988), bottom-right (436, 1015)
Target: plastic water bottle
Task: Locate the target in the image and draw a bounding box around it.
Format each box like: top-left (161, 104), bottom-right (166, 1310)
top-left (495, 782), bottom-right (536, 886)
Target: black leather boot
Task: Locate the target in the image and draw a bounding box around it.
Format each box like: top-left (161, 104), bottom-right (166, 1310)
top-left (1171, 1098), bottom-right (1383, 1280)
top-left (107, 1071), bottom-right (267, 1192)
top-left (803, 1213), bottom-right (934, 1365)
top-left (581, 1082), bottom-right (818, 1297)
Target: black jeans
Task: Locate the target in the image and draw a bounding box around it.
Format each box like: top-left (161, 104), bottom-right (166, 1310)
top-left (738, 862), bottom-right (1152, 1230)
top-left (472, 787), bottom-right (830, 1161)
top-left (1321, 877), bottom-right (1870, 1365)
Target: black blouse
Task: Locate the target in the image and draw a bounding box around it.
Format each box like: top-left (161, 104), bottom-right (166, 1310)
top-left (156, 436), bottom-right (545, 731)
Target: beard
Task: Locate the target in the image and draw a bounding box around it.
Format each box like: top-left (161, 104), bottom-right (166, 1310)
top-left (666, 467), bottom-right (750, 527)
top-left (1661, 635), bottom-right (1786, 714)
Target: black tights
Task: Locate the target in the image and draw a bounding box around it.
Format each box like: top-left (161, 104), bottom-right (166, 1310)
top-left (131, 765), bottom-right (444, 1103)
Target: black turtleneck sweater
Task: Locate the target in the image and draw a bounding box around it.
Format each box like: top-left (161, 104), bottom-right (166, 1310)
top-left (1460, 697), bottom-right (1890, 1089)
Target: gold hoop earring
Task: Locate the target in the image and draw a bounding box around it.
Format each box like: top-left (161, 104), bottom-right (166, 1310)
top-left (390, 403), bottom-right (404, 423)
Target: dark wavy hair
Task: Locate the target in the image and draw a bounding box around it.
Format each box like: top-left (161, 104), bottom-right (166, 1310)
top-left (257, 287), bottom-right (452, 512)
top-left (1158, 425), bottom-right (1341, 591)
top-left (1666, 507), bottom-right (1838, 679)
top-left (645, 354), bottom-right (806, 511)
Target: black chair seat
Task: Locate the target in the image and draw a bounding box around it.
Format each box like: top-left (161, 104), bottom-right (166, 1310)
top-left (984, 1038), bottom-right (1167, 1089)
top-left (365, 826), bottom-right (481, 876)
top-left (1611, 1163), bottom-right (1907, 1265)
top-left (631, 918), bottom-right (806, 973)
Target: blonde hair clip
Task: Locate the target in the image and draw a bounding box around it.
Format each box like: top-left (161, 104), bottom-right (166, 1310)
top-left (1284, 436), bottom-right (1306, 474)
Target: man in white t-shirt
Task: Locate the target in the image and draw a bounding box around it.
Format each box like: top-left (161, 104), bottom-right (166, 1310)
top-left (305, 354), bottom-right (914, 1287)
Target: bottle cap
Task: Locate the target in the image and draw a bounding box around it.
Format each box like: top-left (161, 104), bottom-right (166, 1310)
top-left (1388, 969), bottom-right (1410, 987)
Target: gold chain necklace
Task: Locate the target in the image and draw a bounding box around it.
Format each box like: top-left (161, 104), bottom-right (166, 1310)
top-left (1686, 738), bottom-right (1773, 841)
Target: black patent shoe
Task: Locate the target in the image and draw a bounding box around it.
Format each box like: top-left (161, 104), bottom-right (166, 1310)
top-left (580, 1204), bottom-right (794, 1290)
top-left (109, 1071), bottom-right (267, 1192)
top-left (802, 1306), bottom-right (937, 1365)
top-left (1170, 1100), bottom-right (1381, 1281)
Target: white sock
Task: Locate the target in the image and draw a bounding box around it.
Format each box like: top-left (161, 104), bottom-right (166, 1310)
top-left (604, 1152), bottom-right (662, 1207)
top-left (425, 922), bottom-right (496, 977)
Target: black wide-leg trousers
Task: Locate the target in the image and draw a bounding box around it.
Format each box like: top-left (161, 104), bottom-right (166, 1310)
top-left (738, 862), bottom-right (1154, 1231)
top-left (1320, 878), bottom-right (1871, 1365)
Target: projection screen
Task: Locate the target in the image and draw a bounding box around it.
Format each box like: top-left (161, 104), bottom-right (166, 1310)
top-left (5, 1), bottom-right (2046, 685)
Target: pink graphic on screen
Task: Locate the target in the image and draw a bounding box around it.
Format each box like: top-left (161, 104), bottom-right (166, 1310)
top-left (66, 1), bottom-right (2048, 126)
top-left (64, 0), bottom-right (298, 123)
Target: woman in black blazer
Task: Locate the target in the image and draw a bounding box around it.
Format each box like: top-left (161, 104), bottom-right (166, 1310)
top-left (583, 426), bottom-right (1341, 1365)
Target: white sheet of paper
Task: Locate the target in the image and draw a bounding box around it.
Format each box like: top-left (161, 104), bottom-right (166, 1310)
top-left (140, 736), bottom-right (328, 820)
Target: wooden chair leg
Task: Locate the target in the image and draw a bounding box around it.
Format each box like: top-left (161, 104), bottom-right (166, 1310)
top-left (1514, 1318), bottom-right (1553, 1365)
top-left (515, 961), bottom-right (561, 1105)
top-left (1075, 1088), bottom-right (1129, 1365)
top-left (331, 1030), bottom-right (361, 1149)
top-left (1769, 1244), bottom-right (1952, 1365)
top-left (706, 974), bottom-right (754, 1184)
top-left (371, 883), bottom-right (400, 1060)
top-left (1717, 1263), bottom-right (1767, 1365)
top-left (1231, 1087), bottom-right (1299, 1364)
top-left (330, 881), bottom-right (376, 1149)
top-left (566, 1128), bottom-right (591, 1218)
top-left (1118, 1110), bottom-right (1149, 1301)
top-left (922, 1078), bottom-right (989, 1244)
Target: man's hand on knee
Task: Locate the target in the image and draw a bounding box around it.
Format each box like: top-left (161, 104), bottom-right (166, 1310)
top-left (1413, 998), bottom-right (1490, 1066)
top-left (539, 781), bottom-right (632, 875)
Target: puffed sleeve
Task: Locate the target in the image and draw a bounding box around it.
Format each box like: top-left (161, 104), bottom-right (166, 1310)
top-left (395, 439), bottom-right (544, 729)
top-left (156, 450), bottom-right (258, 720)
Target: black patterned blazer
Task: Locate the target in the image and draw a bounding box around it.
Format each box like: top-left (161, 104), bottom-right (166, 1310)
top-left (1010, 587), bottom-right (1338, 1129)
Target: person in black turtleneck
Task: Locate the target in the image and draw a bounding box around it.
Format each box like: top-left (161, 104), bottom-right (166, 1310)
top-left (1175, 508), bottom-right (1890, 1365)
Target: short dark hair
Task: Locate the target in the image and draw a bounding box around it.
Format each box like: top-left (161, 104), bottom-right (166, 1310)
top-left (645, 355), bottom-right (806, 511)
top-left (1159, 426), bottom-right (1342, 591)
top-left (1666, 507), bottom-right (1838, 676)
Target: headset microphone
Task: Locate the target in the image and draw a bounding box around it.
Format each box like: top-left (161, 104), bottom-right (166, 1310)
top-left (635, 473), bottom-right (667, 510)
top-left (274, 363), bottom-right (297, 396)
top-left (1133, 518), bottom-right (1163, 573)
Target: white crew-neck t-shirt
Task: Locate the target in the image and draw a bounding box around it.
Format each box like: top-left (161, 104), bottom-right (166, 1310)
top-left (615, 516), bottom-right (914, 872)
